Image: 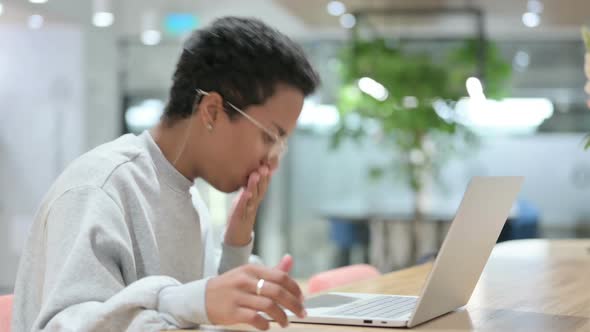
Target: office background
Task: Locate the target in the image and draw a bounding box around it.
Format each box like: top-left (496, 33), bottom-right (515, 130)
top-left (1, 0), bottom-right (589, 293)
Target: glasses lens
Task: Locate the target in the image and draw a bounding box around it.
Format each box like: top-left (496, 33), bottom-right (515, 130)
top-left (269, 140), bottom-right (287, 159)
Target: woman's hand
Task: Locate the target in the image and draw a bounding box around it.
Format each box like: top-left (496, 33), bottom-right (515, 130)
top-left (206, 256), bottom-right (306, 330)
top-left (224, 165), bottom-right (271, 247)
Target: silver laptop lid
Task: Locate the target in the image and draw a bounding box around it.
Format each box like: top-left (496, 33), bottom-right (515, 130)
top-left (408, 176), bottom-right (524, 327)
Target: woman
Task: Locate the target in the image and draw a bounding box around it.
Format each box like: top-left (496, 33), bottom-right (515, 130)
top-left (13, 17), bottom-right (319, 331)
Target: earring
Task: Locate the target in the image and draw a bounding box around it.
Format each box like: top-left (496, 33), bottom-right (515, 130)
top-left (207, 124), bottom-right (213, 131)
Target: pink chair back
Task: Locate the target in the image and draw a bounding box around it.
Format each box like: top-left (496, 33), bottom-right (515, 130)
top-left (0, 294), bottom-right (13, 332)
top-left (308, 264), bottom-right (381, 294)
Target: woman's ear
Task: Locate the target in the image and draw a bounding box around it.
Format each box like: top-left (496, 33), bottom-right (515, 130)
top-left (197, 92), bottom-right (223, 130)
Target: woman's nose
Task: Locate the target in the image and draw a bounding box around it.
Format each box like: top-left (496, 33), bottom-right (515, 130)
top-left (264, 155), bottom-right (279, 172)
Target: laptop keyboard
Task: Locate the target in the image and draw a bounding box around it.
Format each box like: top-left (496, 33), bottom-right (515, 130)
top-left (325, 296), bottom-right (417, 319)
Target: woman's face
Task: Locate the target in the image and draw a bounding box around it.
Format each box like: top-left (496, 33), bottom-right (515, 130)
top-left (192, 84), bottom-right (304, 193)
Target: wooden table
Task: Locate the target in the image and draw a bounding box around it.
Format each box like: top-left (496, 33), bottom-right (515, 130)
top-left (178, 239), bottom-right (590, 331)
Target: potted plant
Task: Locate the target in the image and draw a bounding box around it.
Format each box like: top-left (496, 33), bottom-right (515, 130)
top-left (333, 38), bottom-right (511, 263)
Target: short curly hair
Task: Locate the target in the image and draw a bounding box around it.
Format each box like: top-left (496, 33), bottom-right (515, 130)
top-left (164, 16), bottom-right (320, 121)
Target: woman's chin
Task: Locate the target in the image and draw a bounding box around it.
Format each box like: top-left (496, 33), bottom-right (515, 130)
top-left (212, 179), bottom-right (243, 194)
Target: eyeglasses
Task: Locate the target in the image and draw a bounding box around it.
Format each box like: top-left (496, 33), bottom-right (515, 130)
top-left (195, 89), bottom-right (288, 159)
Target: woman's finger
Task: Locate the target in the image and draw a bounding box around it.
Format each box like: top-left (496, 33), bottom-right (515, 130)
top-left (245, 266), bottom-right (306, 318)
top-left (257, 165), bottom-right (270, 200)
top-left (247, 172), bottom-right (260, 202)
top-left (233, 189), bottom-right (252, 221)
top-left (238, 293), bottom-right (289, 328)
top-left (254, 279), bottom-right (306, 320)
top-left (274, 254), bottom-right (293, 274)
top-left (245, 172), bottom-right (260, 220)
top-left (235, 307), bottom-right (270, 331)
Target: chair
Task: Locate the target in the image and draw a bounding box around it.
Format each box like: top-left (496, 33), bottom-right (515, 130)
top-left (308, 264), bottom-right (381, 294)
top-left (329, 217), bottom-right (370, 266)
top-left (498, 199), bottom-right (539, 242)
top-left (0, 294), bottom-right (13, 332)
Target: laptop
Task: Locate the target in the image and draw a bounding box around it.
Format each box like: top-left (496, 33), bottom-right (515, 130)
top-left (288, 176), bottom-right (524, 328)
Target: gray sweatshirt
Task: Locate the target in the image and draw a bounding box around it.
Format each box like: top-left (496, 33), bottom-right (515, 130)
top-left (12, 131), bottom-right (253, 331)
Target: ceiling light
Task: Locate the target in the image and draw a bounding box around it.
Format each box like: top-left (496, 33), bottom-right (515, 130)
top-left (326, 1), bottom-right (346, 16)
top-left (93, 12), bottom-right (114, 27)
top-left (358, 77), bottom-right (388, 101)
top-left (28, 14), bottom-right (44, 29)
top-left (141, 10), bottom-right (161, 46)
top-left (513, 50), bottom-right (530, 71)
top-left (522, 12), bottom-right (540, 28)
top-left (93, 0), bottom-right (114, 27)
top-left (339, 13), bottom-right (356, 29)
top-left (141, 29), bottom-right (161, 46)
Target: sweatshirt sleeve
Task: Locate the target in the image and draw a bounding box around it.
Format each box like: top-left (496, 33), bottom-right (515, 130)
top-left (218, 232), bottom-right (255, 275)
top-left (32, 186), bottom-right (210, 331)
top-left (189, 185), bottom-right (254, 276)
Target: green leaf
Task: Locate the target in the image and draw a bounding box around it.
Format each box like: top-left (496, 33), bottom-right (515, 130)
top-left (368, 167), bottom-right (385, 181)
top-left (582, 26), bottom-right (590, 50)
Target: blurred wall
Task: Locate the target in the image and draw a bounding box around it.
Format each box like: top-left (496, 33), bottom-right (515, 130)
top-left (85, 28), bottom-right (121, 151)
top-left (289, 132), bottom-right (590, 228)
top-left (0, 26), bottom-right (84, 291)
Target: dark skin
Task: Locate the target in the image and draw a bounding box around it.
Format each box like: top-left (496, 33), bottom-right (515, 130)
top-left (150, 84), bottom-right (307, 329)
